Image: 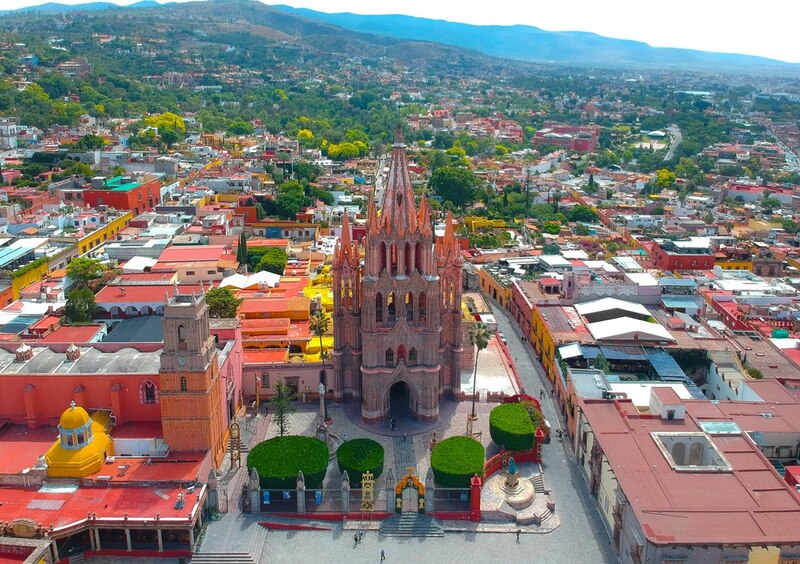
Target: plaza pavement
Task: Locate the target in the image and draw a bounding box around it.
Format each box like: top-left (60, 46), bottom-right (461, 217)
top-left (193, 298), bottom-right (618, 564)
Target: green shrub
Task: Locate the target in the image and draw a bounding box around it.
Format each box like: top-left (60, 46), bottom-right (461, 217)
top-left (489, 403), bottom-right (535, 451)
top-left (430, 436), bottom-right (485, 488)
top-left (336, 438), bottom-right (384, 486)
top-left (247, 436), bottom-right (328, 489)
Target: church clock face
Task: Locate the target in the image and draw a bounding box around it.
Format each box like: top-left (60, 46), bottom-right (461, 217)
top-left (177, 357), bottom-right (187, 367)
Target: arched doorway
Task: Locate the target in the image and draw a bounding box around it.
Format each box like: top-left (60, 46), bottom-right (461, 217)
top-left (389, 381), bottom-right (411, 420)
top-left (394, 466), bottom-right (425, 513)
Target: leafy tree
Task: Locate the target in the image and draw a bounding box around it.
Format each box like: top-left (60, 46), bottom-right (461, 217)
top-left (294, 161), bottom-right (322, 183)
top-left (651, 206), bottom-right (666, 215)
top-left (568, 205), bottom-right (598, 223)
top-left (309, 309), bottom-right (329, 365)
top-left (237, 232), bottom-right (248, 265)
top-left (143, 112), bottom-right (185, 134)
top-left (575, 224), bottom-right (590, 236)
top-left (270, 379), bottom-right (297, 437)
top-left (227, 118), bottom-right (254, 135)
top-left (468, 322), bottom-right (491, 421)
top-left (655, 169), bottom-right (677, 188)
top-left (256, 247), bottom-right (288, 275)
top-left (542, 221), bottom-right (561, 235)
top-left (593, 353), bottom-right (611, 374)
top-left (159, 128), bottom-right (180, 149)
top-left (65, 286), bottom-right (96, 323)
top-left (429, 166), bottom-right (481, 207)
top-left (67, 257), bottom-right (104, 286)
top-left (274, 181), bottom-right (306, 219)
top-left (75, 134), bottom-right (107, 151)
top-left (761, 196), bottom-right (783, 213)
top-left (205, 287), bottom-right (243, 318)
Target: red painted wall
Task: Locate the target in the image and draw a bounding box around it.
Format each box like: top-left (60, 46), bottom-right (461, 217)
top-left (83, 178), bottom-right (161, 215)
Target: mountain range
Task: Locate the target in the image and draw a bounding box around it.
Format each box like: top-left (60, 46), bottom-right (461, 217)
top-left (2, 0), bottom-right (796, 72)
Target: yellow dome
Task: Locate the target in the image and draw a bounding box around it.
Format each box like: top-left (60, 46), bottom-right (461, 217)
top-left (59, 403), bottom-right (91, 430)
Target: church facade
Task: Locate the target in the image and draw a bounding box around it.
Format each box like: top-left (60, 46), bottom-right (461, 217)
top-left (331, 132), bottom-right (463, 423)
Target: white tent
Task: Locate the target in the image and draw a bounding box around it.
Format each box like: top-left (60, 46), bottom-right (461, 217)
top-left (586, 317), bottom-right (675, 343)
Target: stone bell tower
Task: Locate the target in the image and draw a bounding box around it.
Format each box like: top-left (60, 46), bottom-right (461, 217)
top-left (159, 288), bottom-right (226, 468)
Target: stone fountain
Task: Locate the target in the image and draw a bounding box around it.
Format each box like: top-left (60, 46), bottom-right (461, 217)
top-left (498, 457), bottom-right (535, 510)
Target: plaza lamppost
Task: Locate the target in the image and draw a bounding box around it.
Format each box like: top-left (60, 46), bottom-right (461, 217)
top-left (467, 322), bottom-right (490, 436)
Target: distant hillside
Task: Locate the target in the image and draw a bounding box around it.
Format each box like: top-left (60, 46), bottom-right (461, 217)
top-left (6, 0), bottom-right (162, 13)
top-left (276, 5), bottom-right (798, 72)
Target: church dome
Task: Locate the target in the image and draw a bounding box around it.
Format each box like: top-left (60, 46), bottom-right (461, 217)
top-left (59, 402), bottom-right (91, 430)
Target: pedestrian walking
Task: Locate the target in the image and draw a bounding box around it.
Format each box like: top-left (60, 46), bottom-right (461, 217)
top-left (516, 529), bottom-right (521, 542)
top-left (550, 389), bottom-right (554, 398)
top-left (402, 432), bottom-right (407, 442)
top-left (359, 531), bottom-right (363, 543)
top-left (354, 533), bottom-right (358, 548)
top-left (381, 549), bottom-right (386, 561)
top-left (539, 389), bottom-right (544, 400)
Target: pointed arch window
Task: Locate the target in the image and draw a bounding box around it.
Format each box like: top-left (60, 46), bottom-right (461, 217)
top-left (380, 242), bottom-right (387, 274)
top-left (140, 379), bottom-right (159, 404)
top-left (385, 348), bottom-right (394, 367)
top-left (387, 293), bottom-right (396, 323)
top-left (418, 292), bottom-right (427, 322)
top-left (405, 243), bottom-right (412, 276)
top-left (415, 242), bottom-right (423, 275)
top-left (375, 292), bottom-right (383, 323)
top-left (408, 347), bottom-right (417, 366)
top-left (391, 244), bottom-right (398, 276)
top-left (180, 376), bottom-right (187, 392)
top-left (405, 292), bottom-right (414, 320)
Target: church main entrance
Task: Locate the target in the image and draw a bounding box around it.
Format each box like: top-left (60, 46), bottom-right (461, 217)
top-left (389, 381), bottom-right (411, 420)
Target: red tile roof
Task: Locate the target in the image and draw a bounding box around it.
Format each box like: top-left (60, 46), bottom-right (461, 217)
top-left (581, 398), bottom-right (800, 545)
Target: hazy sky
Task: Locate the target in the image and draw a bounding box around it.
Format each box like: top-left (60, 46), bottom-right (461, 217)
top-left (6, 0), bottom-right (798, 63)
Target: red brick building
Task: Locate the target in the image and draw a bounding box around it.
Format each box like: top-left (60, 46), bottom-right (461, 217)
top-left (532, 121), bottom-right (600, 153)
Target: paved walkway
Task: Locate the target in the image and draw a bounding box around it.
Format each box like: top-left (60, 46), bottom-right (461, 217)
top-left (392, 435), bottom-right (416, 475)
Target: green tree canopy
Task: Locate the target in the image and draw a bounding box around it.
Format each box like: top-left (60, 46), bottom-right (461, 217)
top-left (65, 286), bottom-right (96, 323)
top-left (274, 181), bottom-right (306, 219)
top-left (205, 287), bottom-right (243, 318)
top-left (567, 205), bottom-right (598, 223)
top-left (66, 257), bottom-right (104, 286)
top-left (429, 166), bottom-right (481, 207)
top-left (75, 134), bottom-right (107, 151)
top-left (143, 112), bottom-right (185, 134)
top-left (227, 118), bottom-right (254, 135)
top-left (256, 247), bottom-right (288, 275)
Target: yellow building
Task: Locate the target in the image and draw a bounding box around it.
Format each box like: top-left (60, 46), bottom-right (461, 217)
top-left (477, 267), bottom-right (511, 309)
top-left (45, 401), bottom-right (113, 478)
top-left (78, 211), bottom-right (134, 255)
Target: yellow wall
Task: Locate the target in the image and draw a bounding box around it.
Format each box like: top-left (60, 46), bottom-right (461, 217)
top-left (716, 260), bottom-right (753, 272)
top-left (531, 306), bottom-right (556, 383)
top-left (478, 269), bottom-right (510, 309)
top-left (78, 211), bottom-right (133, 255)
top-left (464, 216), bottom-right (505, 232)
top-left (748, 546), bottom-right (779, 564)
top-left (11, 259), bottom-right (49, 300)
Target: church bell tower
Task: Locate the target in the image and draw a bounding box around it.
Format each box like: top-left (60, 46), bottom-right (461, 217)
top-left (159, 288), bottom-right (226, 468)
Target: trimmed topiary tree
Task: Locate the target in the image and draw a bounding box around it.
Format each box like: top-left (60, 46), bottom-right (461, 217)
top-left (490, 403), bottom-right (535, 451)
top-left (430, 436), bottom-right (485, 488)
top-left (336, 438), bottom-right (384, 486)
top-left (247, 436), bottom-right (328, 489)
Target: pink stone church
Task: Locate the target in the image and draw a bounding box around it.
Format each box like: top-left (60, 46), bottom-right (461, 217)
top-left (332, 130), bottom-right (463, 423)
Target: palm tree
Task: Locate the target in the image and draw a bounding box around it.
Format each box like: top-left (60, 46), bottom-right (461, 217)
top-left (310, 309), bottom-right (330, 367)
top-left (468, 322), bottom-right (491, 422)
